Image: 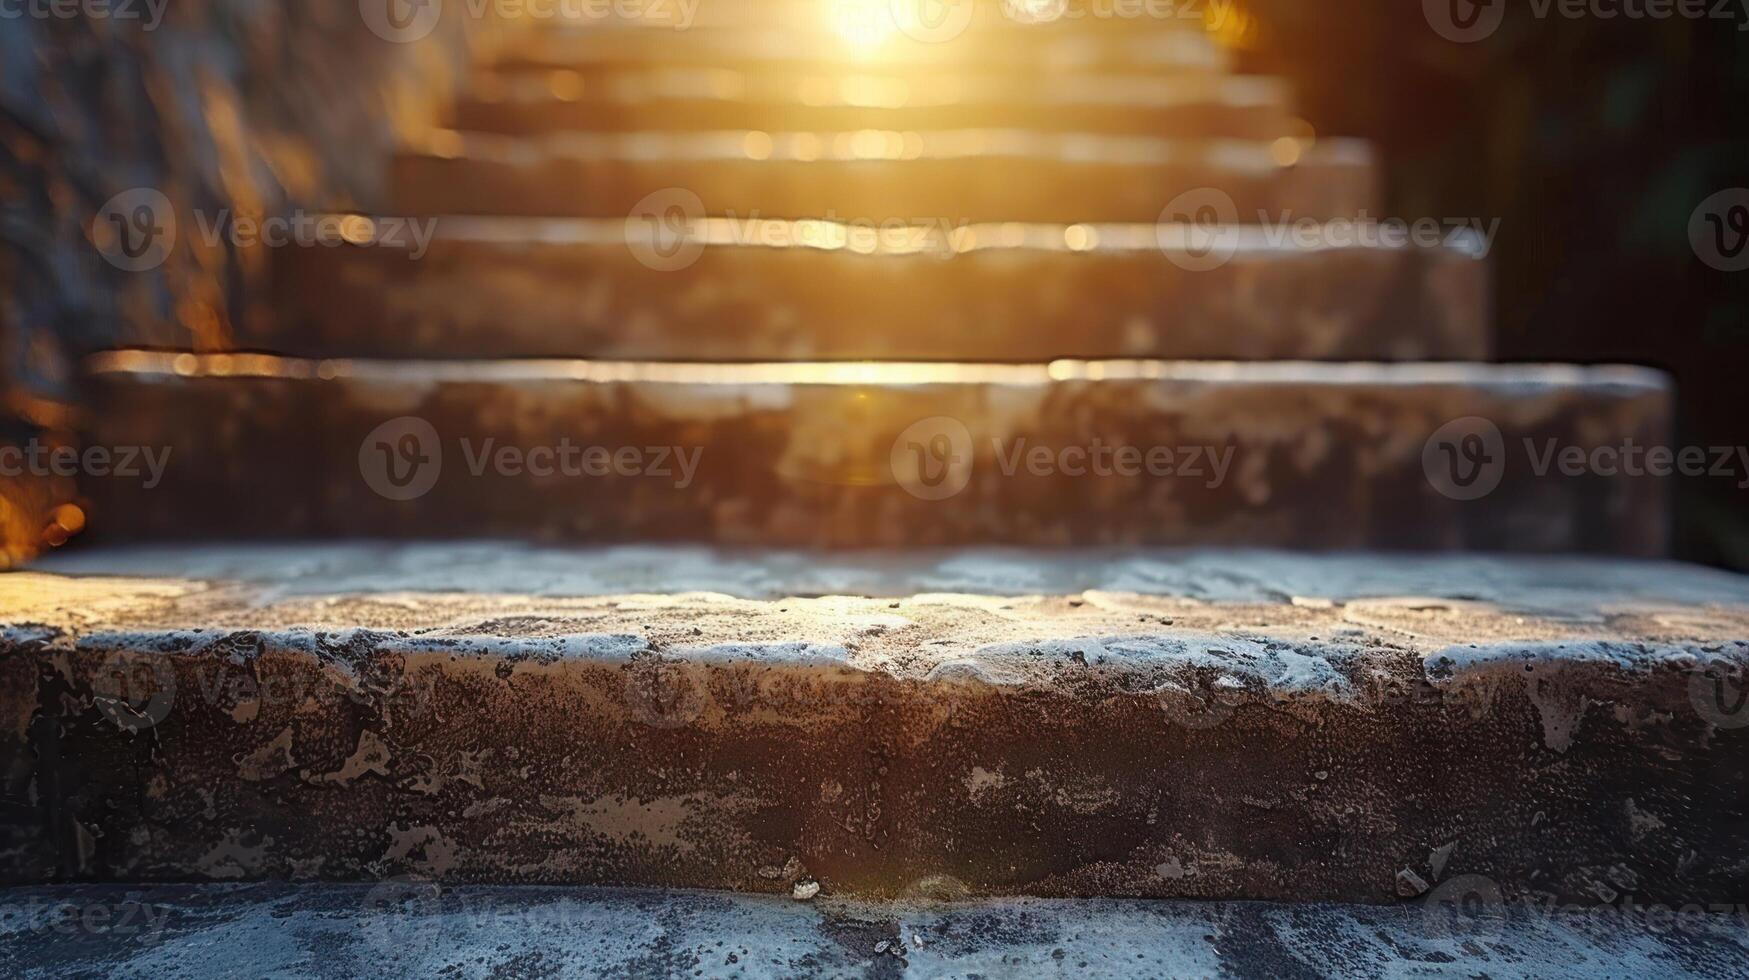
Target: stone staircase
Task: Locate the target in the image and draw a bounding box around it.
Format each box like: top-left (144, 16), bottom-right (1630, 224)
top-left (4, 4), bottom-right (1748, 975)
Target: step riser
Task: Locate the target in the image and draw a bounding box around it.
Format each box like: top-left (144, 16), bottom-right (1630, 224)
top-left (489, 31), bottom-right (1225, 77)
top-left (390, 144), bottom-right (1376, 223)
top-left (6, 625), bottom-right (1745, 902)
top-left (265, 231), bottom-right (1487, 361)
top-left (78, 360), bottom-right (1666, 553)
top-left (450, 98), bottom-right (1293, 139)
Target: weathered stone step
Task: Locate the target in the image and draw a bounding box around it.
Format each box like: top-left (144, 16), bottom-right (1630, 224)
top-left (77, 355), bottom-right (1664, 553)
top-left (487, 22), bottom-right (1226, 79)
top-left (391, 131), bottom-right (1375, 223)
top-left (3, 546), bottom-right (1745, 905)
top-left (452, 70), bottom-right (1294, 138)
top-left (5, 883), bottom-right (1747, 979)
top-left (265, 218), bottom-right (1488, 361)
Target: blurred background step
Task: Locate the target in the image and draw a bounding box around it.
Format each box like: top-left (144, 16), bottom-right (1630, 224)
top-left (265, 218), bottom-right (1488, 361)
top-left (485, 23), bottom-right (1227, 78)
top-left (390, 132), bottom-right (1375, 223)
top-left (6, 883), bottom-right (1747, 979)
top-left (77, 355), bottom-right (1665, 553)
top-left (452, 69), bottom-right (1297, 138)
top-left (3, 545), bottom-right (1745, 902)
top-left (471, 0), bottom-right (1222, 36)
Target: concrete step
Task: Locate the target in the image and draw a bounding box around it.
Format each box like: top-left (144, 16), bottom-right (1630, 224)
top-left (77, 355), bottom-right (1664, 552)
top-left (2, 545), bottom-right (1746, 905)
top-left (486, 23), bottom-right (1227, 79)
top-left (452, 70), bottom-right (1295, 138)
top-left (389, 132), bottom-right (1376, 223)
top-left (4, 883), bottom-right (1747, 979)
top-left (264, 218), bottom-right (1488, 361)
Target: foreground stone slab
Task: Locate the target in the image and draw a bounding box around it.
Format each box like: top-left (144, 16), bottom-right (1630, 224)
top-left (266, 220), bottom-right (1487, 361)
top-left (452, 70), bottom-right (1296, 138)
top-left (79, 355), bottom-right (1664, 553)
top-left (4, 882), bottom-right (1747, 979)
top-left (2, 545), bottom-right (1745, 904)
top-left (390, 132), bottom-right (1376, 223)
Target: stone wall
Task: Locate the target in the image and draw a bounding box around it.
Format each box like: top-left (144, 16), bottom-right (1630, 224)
top-left (0, 0), bottom-right (495, 562)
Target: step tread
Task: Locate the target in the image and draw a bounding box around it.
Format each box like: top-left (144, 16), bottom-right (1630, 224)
top-left (16, 542), bottom-right (1748, 640)
top-left (3, 883), bottom-right (1745, 980)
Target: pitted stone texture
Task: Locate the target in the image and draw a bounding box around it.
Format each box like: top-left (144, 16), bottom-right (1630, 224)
top-left (390, 133), bottom-right (1376, 223)
top-left (451, 71), bottom-right (1295, 137)
top-left (266, 220), bottom-right (1486, 361)
top-left (81, 356), bottom-right (1665, 553)
top-left (4, 883), bottom-right (1748, 979)
top-left (1, 545), bottom-right (1745, 902)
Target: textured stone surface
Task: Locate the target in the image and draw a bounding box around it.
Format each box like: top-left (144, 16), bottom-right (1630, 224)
top-left (1, 545), bottom-right (1745, 902)
top-left (266, 219), bottom-right (1486, 361)
top-left (451, 70), bottom-right (1296, 137)
top-left (4, 882), bottom-right (1748, 979)
top-left (391, 133), bottom-right (1376, 223)
top-left (79, 355), bottom-right (1664, 552)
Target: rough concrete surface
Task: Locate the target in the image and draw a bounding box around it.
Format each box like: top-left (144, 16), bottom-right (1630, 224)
top-left (79, 356), bottom-right (1667, 553)
top-left (266, 220), bottom-right (1487, 362)
top-left (4, 882), bottom-right (1748, 979)
top-left (2, 545), bottom-right (1745, 905)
